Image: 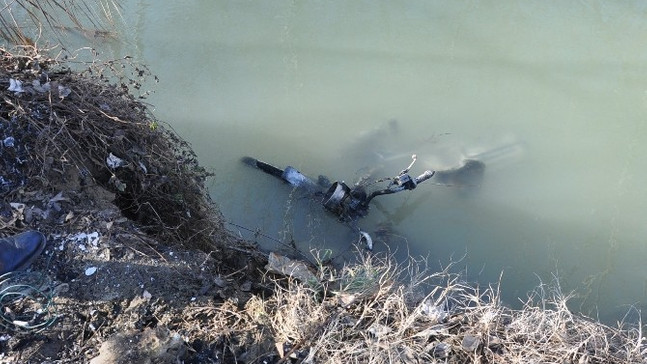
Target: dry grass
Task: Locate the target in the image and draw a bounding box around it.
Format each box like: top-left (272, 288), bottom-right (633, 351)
top-left (0, 46), bottom-right (230, 249)
top-left (0, 0), bottom-right (120, 46)
top-left (201, 250), bottom-right (646, 363)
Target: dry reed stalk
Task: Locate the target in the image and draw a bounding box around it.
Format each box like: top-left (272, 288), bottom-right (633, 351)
top-left (204, 250), bottom-right (645, 363)
top-left (0, 0), bottom-right (120, 46)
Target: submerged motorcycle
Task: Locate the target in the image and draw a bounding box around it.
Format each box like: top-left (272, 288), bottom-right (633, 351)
top-left (241, 154), bottom-right (485, 249)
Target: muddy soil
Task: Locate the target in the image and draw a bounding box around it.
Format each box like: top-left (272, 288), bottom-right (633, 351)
top-left (0, 165), bottom-right (273, 364)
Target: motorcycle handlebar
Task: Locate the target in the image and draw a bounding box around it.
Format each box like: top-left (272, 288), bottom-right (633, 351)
top-left (364, 169), bottom-right (436, 205)
top-left (415, 170), bottom-right (435, 184)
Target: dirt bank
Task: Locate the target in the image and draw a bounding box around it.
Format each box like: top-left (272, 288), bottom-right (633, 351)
top-left (0, 46), bottom-right (268, 363)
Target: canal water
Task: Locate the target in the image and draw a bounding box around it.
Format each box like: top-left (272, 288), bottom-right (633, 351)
top-left (66, 1), bottom-right (647, 323)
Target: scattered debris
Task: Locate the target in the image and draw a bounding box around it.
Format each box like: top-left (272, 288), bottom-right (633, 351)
top-left (359, 230), bottom-right (373, 250)
top-left (0, 272), bottom-right (60, 333)
top-left (8, 78), bottom-right (23, 93)
top-left (89, 327), bottom-right (186, 364)
top-left (3, 136), bottom-right (14, 147)
top-left (419, 299), bottom-right (449, 323)
top-left (432, 342), bottom-right (451, 359)
top-left (461, 334), bottom-right (480, 352)
top-left (368, 323), bottom-right (392, 339)
top-left (0, 46), bottom-right (226, 250)
top-left (265, 252), bottom-right (317, 283)
top-left (57, 84), bottom-right (71, 99)
top-left (106, 153), bottom-right (125, 169)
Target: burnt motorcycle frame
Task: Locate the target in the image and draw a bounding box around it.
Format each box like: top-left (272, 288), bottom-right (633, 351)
top-left (242, 154), bottom-right (434, 222)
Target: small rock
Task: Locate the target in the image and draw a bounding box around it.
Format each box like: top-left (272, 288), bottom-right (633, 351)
top-left (106, 153), bottom-right (125, 169)
top-left (240, 281), bottom-right (252, 292)
top-left (415, 324), bottom-right (448, 338)
top-left (213, 275), bottom-right (227, 288)
top-left (3, 136), bottom-right (15, 147)
top-left (431, 342), bottom-right (451, 358)
top-left (32, 79), bottom-right (50, 93)
top-left (265, 252), bottom-right (317, 283)
top-left (9, 203), bottom-right (24, 214)
top-left (337, 293), bottom-right (357, 307)
top-left (8, 78), bottom-right (23, 93)
top-left (85, 267), bottom-right (97, 276)
top-left (461, 334), bottom-right (480, 351)
top-left (89, 327), bottom-right (185, 364)
top-left (58, 85), bottom-right (71, 98)
top-left (367, 323), bottom-right (392, 338)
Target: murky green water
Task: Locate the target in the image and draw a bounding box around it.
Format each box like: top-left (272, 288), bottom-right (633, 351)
top-left (74, 1), bottom-right (647, 323)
